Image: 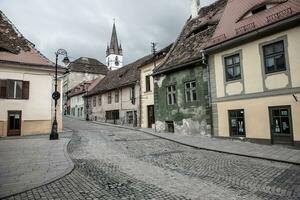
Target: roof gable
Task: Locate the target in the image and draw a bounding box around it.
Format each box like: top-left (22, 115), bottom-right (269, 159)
top-left (153, 0), bottom-right (228, 74)
top-left (68, 57), bottom-right (108, 75)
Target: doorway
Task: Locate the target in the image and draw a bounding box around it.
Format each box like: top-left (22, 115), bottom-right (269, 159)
top-left (269, 106), bottom-right (293, 145)
top-left (147, 105), bottom-right (155, 128)
top-left (7, 111), bottom-right (22, 136)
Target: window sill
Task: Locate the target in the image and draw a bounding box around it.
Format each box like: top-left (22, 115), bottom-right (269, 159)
top-left (265, 69), bottom-right (287, 76)
top-left (225, 78), bottom-right (242, 84)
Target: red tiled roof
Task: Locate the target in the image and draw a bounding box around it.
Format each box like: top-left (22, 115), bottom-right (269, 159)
top-left (0, 11), bottom-right (54, 67)
top-left (207, 0), bottom-right (300, 47)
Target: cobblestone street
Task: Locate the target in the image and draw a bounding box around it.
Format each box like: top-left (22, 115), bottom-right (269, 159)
top-left (4, 118), bottom-right (300, 200)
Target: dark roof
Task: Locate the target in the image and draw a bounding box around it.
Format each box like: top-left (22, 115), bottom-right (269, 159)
top-left (88, 45), bottom-right (171, 96)
top-left (106, 22), bottom-right (122, 56)
top-left (68, 57), bottom-right (108, 75)
top-left (153, 0), bottom-right (227, 75)
top-left (206, 0), bottom-right (300, 49)
top-left (0, 11), bottom-right (54, 67)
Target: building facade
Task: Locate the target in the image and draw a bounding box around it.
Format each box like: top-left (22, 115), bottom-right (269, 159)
top-left (0, 11), bottom-right (64, 137)
top-left (152, 0), bottom-right (227, 135)
top-left (62, 57), bottom-right (108, 115)
top-left (206, 0), bottom-right (300, 146)
top-left (139, 45), bottom-right (171, 129)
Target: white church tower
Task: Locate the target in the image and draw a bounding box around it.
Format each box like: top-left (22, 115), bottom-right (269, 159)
top-left (191, 0), bottom-right (201, 18)
top-left (106, 22), bottom-right (123, 70)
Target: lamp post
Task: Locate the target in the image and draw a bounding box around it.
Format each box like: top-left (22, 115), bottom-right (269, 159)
top-left (50, 49), bottom-right (69, 140)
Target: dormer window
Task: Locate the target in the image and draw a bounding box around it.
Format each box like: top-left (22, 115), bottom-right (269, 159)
top-left (251, 5), bottom-right (267, 15)
top-left (186, 24), bottom-right (210, 38)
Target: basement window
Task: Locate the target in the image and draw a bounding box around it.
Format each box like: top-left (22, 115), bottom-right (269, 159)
top-left (166, 121), bottom-right (175, 133)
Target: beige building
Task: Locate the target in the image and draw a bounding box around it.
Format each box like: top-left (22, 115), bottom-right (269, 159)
top-left (139, 45), bottom-right (171, 128)
top-left (206, 0), bottom-right (300, 146)
top-left (0, 11), bottom-right (64, 137)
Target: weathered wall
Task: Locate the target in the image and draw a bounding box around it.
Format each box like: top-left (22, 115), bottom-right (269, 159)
top-left (154, 65), bottom-right (211, 135)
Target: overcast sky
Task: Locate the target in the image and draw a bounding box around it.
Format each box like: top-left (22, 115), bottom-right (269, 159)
top-left (0, 0), bottom-right (215, 65)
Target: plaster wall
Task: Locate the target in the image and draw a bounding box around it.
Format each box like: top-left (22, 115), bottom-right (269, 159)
top-left (216, 93), bottom-right (300, 141)
top-left (213, 26), bottom-right (300, 98)
top-left (0, 66), bottom-right (62, 137)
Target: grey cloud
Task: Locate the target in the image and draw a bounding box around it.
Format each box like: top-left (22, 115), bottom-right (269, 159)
top-left (0, 0), bottom-right (216, 65)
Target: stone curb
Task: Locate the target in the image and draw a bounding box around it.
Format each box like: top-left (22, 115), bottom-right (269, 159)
top-left (82, 119), bottom-right (300, 166)
top-left (1, 131), bottom-right (75, 199)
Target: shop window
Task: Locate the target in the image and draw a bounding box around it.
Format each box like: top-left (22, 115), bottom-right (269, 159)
top-left (225, 54), bottom-right (241, 81)
top-left (185, 81), bottom-right (197, 102)
top-left (263, 40), bottom-right (286, 74)
top-left (229, 109), bottom-right (245, 136)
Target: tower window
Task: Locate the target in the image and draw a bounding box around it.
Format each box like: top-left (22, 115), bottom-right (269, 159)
top-left (251, 5), bottom-right (267, 15)
top-left (115, 56), bottom-right (119, 66)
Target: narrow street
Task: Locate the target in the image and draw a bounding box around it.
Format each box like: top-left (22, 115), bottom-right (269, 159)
top-left (5, 118), bottom-right (300, 200)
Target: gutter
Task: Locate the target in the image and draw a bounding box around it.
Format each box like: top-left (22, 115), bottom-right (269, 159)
top-left (204, 13), bottom-right (300, 54)
top-left (152, 57), bottom-right (204, 76)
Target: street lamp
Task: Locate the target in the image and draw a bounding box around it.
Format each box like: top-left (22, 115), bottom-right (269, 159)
top-left (50, 49), bottom-right (69, 140)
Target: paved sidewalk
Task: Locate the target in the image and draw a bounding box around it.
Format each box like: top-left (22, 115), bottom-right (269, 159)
top-left (89, 120), bottom-right (300, 165)
top-left (0, 132), bottom-right (74, 198)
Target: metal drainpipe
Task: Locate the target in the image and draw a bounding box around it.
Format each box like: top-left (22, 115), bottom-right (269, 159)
top-left (201, 50), bottom-right (213, 136)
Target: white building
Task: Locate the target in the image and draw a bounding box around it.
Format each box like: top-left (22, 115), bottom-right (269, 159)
top-left (0, 11), bottom-right (64, 137)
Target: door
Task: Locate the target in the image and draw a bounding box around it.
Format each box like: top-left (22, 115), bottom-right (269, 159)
top-left (269, 106), bottom-right (293, 145)
top-left (147, 105), bottom-right (155, 128)
top-left (7, 111), bottom-right (22, 136)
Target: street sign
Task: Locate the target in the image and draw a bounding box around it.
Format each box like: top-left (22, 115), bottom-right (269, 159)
top-left (52, 91), bottom-right (61, 100)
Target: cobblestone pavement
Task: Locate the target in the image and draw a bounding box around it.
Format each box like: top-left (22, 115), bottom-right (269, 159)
top-left (4, 118), bottom-right (300, 200)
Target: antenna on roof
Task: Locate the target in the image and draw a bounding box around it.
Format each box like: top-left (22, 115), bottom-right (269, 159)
top-left (151, 42), bottom-right (158, 67)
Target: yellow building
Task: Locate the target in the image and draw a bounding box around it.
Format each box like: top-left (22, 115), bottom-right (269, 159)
top-left (139, 45), bottom-right (171, 128)
top-left (0, 11), bottom-right (64, 137)
top-left (205, 0), bottom-right (300, 146)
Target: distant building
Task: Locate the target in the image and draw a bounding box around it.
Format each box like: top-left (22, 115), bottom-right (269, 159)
top-left (106, 22), bottom-right (123, 70)
top-left (66, 77), bottom-right (102, 120)
top-left (62, 57), bottom-right (108, 115)
top-left (0, 11), bottom-right (64, 137)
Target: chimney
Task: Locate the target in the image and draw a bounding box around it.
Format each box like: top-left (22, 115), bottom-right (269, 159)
top-left (191, 0), bottom-right (201, 18)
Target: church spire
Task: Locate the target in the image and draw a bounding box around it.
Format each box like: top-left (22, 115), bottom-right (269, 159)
top-left (107, 20), bottom-right (122, 56)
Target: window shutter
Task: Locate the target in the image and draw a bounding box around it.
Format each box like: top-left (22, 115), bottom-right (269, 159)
top-left (0, 79), bottom-right (7, 98)
top-left (22, 81), bottom-right (30, 99)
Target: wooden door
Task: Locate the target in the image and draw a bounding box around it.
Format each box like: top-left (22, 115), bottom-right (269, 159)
top-left (147, 105), bottom-right (155, 128)
top-left (7, 111), bottom-right (22, 136)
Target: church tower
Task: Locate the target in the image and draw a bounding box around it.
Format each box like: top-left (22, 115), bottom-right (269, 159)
top-left (106, 21), bottom-right (123, 70)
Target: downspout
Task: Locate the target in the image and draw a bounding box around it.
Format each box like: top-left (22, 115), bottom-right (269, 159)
top-left (201, 50), bottom-right (213, 136)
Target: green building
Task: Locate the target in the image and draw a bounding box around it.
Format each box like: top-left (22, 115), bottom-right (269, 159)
top-left (152, 0), bottom-right (227, 135)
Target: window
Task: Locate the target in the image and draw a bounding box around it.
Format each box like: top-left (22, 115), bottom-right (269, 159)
top-left (130, 86), bottom-right (135, 104)
top-left (106, 110), bottom-right (120, 120)
top-left (229, 110), bottom-right (245, 136)
top-left (0, 79), bottom-right (29, 99)
top-left (127, 111), bottom-right (134, 124)
top-left (98, 95), bottom-right (102, 106)
top-left (185, 81), bottom-right (197, 102)
top-left (115, 56), bottom-right (119, 66)
top-left (225, 54), bottom-right (241, 81)
top-left (251, 5), bottom-right (267, 14)
top-left (145, 75), bottom-right (151, 92)
top-left (166, 121), bottom-right (175, 133)
top-left (108, 92), bottom-right (112, 104)
top-left (115, 91), bottom-right (119, 103)
top-left (263, 41), bottom-right (286, 74)
top-left (93, 96), bottom-right (96, 107)
top-left (167, 85), bottom-right (176, 105)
